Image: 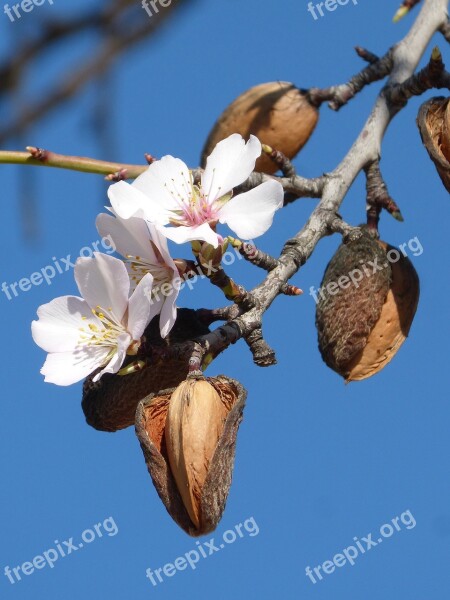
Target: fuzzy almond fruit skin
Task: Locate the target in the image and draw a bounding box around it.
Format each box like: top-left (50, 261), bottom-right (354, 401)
top-left (316, 230), bottom-right (392, 377)
top-left (345, 241), bottom-right (420, 381)
top-left (165, 380), bottom-right (228, 529)
top-left (201, 82), bottom-right (319, 174)
top-left (316, 229), bottom-right (420, 381)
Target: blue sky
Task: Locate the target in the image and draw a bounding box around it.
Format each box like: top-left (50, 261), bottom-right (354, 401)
top-left (1, 0), bottom-right (449, 598)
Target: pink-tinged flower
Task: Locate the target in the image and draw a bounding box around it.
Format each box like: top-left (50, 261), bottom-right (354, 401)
top-left (107, 134), bottom-right (284, 248)
top-left (31, 253), bottom-right (155, 386)
top-left (96, 211), bottom-right (179, 338)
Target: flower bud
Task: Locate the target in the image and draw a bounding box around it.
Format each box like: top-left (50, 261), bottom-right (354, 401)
top-left (201, 82), bottom-right (319, 175)
top-left (135, 376), bottom-right (247, 536)
top-left (316, 228), bottom-right (420, 381)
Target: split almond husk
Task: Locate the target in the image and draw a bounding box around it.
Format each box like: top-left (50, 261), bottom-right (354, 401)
top-left (417, 97), bottom-right (450, 193)
top-left (135, 376), bottom-right (246, 536)
top-left (316, 228), bottom-right (420, 381)
top-left (81, 309), bottom-right (211, 432)
top-left (201, 82), bottom-right (319, 174)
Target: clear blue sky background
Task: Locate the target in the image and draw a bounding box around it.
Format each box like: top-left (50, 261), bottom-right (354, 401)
top-left (1, 0), bottom-right (449, 598)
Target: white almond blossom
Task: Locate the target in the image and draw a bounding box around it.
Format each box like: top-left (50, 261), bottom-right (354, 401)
top-left (31, 253), bottom-right (155, 386)
top-left (96, 211), bottom-right (179, 338)
top-left (107, 134), bottom-right (284, 248)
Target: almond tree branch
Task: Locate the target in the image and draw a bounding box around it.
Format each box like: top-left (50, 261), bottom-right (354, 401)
top-left (307, 50), bottom-right (395, 110)
top-left (1, 0), bottom-right (447, 368)
top-left (440, 20), bottom-right (450, 42)
top-left (0, 148), bottom-right (325, 199)
top-left (175, 0), bottom-right (448, 366)
top-left (365, 160), bottom-right (404, 230)
top-left (0, 149), bottom-right (149, 178)
top-left (393, 0), bottom-right (423, 23)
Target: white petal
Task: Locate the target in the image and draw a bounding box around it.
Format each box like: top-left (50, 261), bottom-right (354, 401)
top-left (132, 156), bottom-right (192, 215)
top-left (31, 296), bottom-right (101, 353)
top-left (96, 212), bottom-right (158, 263)
top-left (74, 253), bottom-right (130, 321)
top-left (107, 181), bottom-right (161, 221)
top-left (201, 134), bottom-right (261, 203)
top-left (40, 346), bottom-right (111, 386)
top-left (159, 284), bottom-right (179, 338)
top-left (93, 333), bottom-right (130, 381)
top-left (162, 223), bottom-right (219, 248)
top-left (127, 273), bottom-right (155, 339)
top-left (218, 179), bottom-right (283, 239)
top-left (147, 222), bottom-right (178, 271)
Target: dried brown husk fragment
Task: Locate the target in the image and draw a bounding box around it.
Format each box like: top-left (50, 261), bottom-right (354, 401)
top-left (316, 230), bottom-right (420, 381)
top-left (135, 376), bottom-right (247, 537)
top-left (201, 82), bottom-right (319, 174)
top-left (417, 97), bottom-right (450, 193)
top-left (81, 309), bottom-right (211, 432)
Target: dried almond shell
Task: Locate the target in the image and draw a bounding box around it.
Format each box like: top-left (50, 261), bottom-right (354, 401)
top-left (165, 380), bottom-right (229, 529)
top-left (135, 376), bottom-right (247, 536)
top-left (201, 81), bottom-right (319, 174)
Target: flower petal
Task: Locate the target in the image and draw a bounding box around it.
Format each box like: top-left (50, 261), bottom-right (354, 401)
top-left (218, 179), bottom-right (283, 239)
top-left (127, 273), bottom-right (155, 340)
top-left (31, 295), bottom-right (102, 353)
top-left (93, 333), bottom-right (130, 381)
top-left (96, 212), bottom-right (158, 263)
top-left (108, 181), bottom-right (162, 221)
top-left (74, 253), bottom-right (130, 321)
top-left (147, 222), bottom-right (178, 271)
top-left (159, 282), bottom-right (179, 338)
top-left (201, 134), bottom-right (261, 203)
top-left (162, 223), bottom-right (219, 248)
top-left (132, 156), bottom-right (192, 216)
top-left (40, 346), bottom-right (111, 386)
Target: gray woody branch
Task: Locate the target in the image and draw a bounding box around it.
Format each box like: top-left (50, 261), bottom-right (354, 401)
top-left (185, 0), bottom-right (449, 367)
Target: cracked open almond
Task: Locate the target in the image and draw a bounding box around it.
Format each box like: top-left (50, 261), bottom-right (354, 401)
top-left (135, 376), bottom-right (247, 536)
